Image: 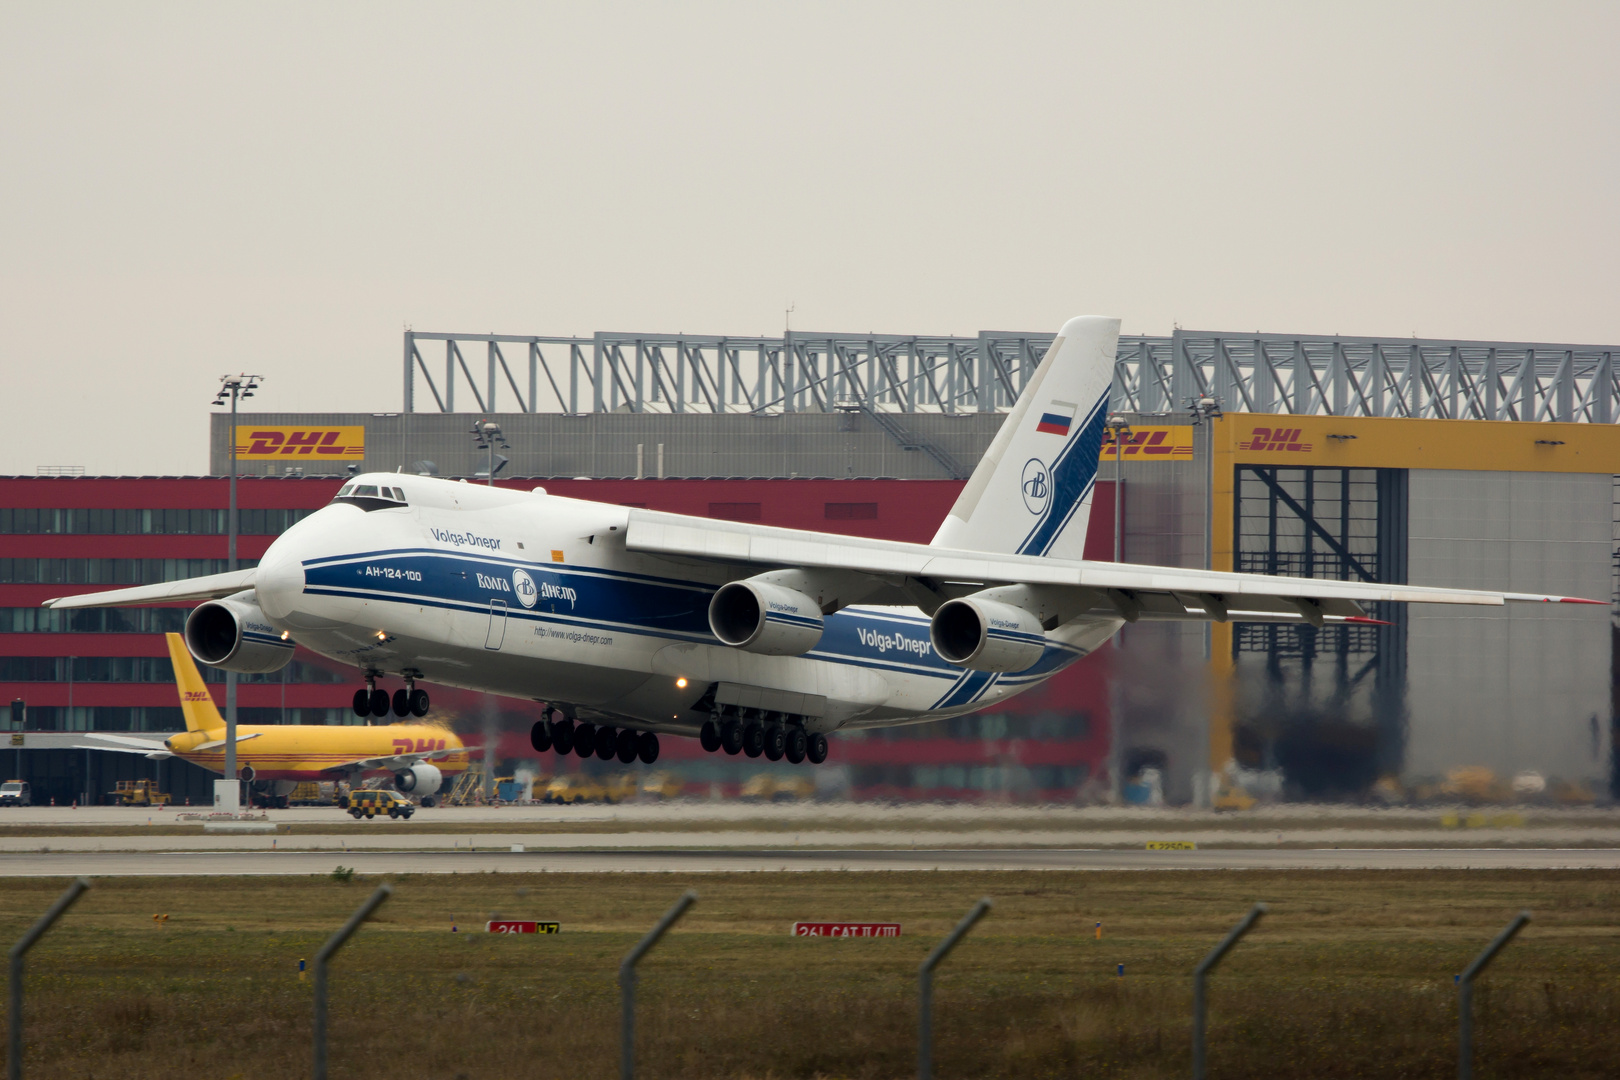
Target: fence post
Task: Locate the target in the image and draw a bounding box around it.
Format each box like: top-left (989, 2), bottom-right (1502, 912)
top-left (620, 890), bottom-right (697, 1080)
top-left (8, 877), bottom-right (90, 1080)
top-left (918, 898), bottom-right (993, 1080)
top-left (1192, 902), bottom-right (1267, 1080)
top-left (312, 884), bottom-right (392, 1080)
top-left (1458, 911), bottom-right (1530, 1080)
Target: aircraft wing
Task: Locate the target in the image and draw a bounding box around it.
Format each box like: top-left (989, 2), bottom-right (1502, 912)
top-left (61, 732), bottom-right (176, 760)
top-left (41, 569), bottom-right (258, 610)
top-left (326, 746), bottom-right (463, 775)
top-left (623, 510), bottom-right (1601, 624)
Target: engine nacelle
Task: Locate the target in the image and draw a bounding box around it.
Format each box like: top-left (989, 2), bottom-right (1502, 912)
top-left (184, 596), bottom-right (294, 674)
top-left (708, 579), bottom-right (824, 656)
top-left (394, 762), bottom-right (443, 796)
top-left (929, 596), bottom-right (1048, 673)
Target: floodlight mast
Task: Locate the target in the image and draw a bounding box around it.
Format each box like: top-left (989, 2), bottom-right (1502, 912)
top-left (211, 373), bottom-right (262, 810)
top-left (471, 420), bottom-right (509, 487)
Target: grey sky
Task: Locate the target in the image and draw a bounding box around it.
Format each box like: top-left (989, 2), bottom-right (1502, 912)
top-left (3, 2), bottom-right (1616, 475)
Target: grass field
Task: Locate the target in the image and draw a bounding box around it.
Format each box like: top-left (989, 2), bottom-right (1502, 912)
top-left (3, 869), bottom-right (1616, 1078)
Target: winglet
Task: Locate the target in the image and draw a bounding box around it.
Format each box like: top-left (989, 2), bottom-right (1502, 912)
top-left (1502, 593), bottom-right (1606, 605)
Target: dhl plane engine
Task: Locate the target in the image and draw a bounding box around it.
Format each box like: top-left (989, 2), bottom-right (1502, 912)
top-left (394, 762), bottom-right (443, 796)
top-left (184, 594), bottom-right (295, 674)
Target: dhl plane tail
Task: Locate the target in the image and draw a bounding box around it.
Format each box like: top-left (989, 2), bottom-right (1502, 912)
top-left (165, 633), bottom-right (225, 733)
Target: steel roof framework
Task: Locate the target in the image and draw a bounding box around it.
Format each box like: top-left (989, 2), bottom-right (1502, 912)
top-left (403, 329), bottom-right (1619, 423)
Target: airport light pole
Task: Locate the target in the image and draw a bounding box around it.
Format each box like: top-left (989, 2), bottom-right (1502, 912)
top-left (1104, 413), bottom-right (1131, 564)
top-left (212, 374), bottom-right (261, 810)
top-left (471, 420), bottom-right (509, 486)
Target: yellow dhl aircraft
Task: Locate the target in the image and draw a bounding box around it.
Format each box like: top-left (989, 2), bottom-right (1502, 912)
top-left (159, 633), bottom-right (469, 807)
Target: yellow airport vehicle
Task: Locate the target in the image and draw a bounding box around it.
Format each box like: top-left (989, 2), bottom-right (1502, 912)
top-left (740, 773), bottom-right (815, 802)
top-left (109, 779), bottom-right (170, 807)
top-left (340, 789), bottom-right (416, 819)
top-left (639, 771), bottom-right (685, 799)
top-left (542, 774), bottom-right (608, 804)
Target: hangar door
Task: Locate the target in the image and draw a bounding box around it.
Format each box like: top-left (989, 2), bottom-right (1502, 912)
top-left (1231, 467), bottom-right (1408, 797)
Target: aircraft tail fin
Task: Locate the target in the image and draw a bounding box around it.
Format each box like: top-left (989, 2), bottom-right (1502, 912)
top-left (931, 315), bottom-right (1120, 559)
top-left (166, 633), bottom-right (224, 733)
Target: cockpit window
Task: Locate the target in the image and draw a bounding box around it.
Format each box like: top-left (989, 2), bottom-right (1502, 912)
top-left (330, 483), bottom-right (409, 512)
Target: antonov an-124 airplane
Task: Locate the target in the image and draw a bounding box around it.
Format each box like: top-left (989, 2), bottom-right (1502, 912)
top-left (46, 316), bottom-right (1600, 798)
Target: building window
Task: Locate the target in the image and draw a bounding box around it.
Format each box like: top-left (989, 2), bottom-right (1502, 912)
top-left (707, 503), bottom-right (762, 521)
top-left (0, 508), bottom-right (313, 535)
top-left (0, 608), bottom-right (190, 634)
top-left (0, 558), bottom-right (254, 585)
top-left (825, 502), bottom-right (878, 520)
top-left (0, 656), bottom-right (345, 685)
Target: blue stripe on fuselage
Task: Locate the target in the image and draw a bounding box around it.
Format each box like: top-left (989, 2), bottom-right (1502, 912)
top-left (300, 548), bottom-right (1086, 689)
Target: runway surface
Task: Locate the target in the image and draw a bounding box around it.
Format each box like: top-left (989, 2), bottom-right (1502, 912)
top-left (5, 846), bottom-right (1620, 876)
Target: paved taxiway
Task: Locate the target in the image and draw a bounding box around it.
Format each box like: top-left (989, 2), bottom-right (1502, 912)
top-left (5, 847), bottom-right (1620, 876)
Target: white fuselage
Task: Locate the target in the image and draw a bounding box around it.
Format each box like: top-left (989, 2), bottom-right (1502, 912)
top-left (251, 477), bottom-right (1120, 737)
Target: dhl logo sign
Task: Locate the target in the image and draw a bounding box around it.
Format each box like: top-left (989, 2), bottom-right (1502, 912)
top-left (393, 738), bottom-right (450, 754)
top-left (1098, 426), bottom-right (1195, 461)
top-left (1239, 426), bottom-right (1314, 453)
top-left (182, 691), bottom-right (212, 702)
top-left (234, 426), bottom-right (365, 459)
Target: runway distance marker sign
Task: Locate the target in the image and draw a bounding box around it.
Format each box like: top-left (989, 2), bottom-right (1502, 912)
top-left (487, 920), bottom-right (560, 934)
top-left (793, 922), bottom-right (901, 938)
top-left (1144, 841), bottom-right (1197, 851)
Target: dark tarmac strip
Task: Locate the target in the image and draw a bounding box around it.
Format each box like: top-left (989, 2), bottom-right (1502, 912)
top-left (3, 847), bottom-right (1620, 876)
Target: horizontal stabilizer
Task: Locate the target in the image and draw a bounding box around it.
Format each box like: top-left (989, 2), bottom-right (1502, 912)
top-left (43, 569), bottom-right (257, 610)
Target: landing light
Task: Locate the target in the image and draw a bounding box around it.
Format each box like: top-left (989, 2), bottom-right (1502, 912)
top-left (675, 677), bottom-right (688, 689)
top-left (280, 631), bottom-right (290, 640)
top-left (376, 630), bottom-right (387, 641)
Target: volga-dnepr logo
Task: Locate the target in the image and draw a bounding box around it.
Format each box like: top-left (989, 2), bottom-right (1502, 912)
top-left (511, 569), bottom-right (538, 609)
top-left (1020, 458), bottom-right (1050, 515)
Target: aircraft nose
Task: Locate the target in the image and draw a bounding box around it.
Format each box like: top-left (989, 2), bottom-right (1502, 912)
top-left (255, 538), bottom-right (306, 621)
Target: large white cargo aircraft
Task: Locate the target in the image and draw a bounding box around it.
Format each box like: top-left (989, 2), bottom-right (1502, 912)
top-left (45, 317), bottom-right (1598, 776)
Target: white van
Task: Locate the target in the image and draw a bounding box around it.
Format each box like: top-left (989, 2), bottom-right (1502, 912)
top-left (0, 781), bottom-right (31, 807)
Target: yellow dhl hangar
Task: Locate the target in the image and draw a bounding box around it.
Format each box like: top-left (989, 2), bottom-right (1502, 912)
top-left (151, 633), bottom-right (469, 807)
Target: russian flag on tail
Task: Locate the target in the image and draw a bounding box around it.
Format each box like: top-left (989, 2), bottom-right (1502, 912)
top-left (1034, 400), bottom-right (1077, 436)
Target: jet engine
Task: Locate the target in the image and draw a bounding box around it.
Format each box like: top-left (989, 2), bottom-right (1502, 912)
top-left (393, 762), bottom-right (443, 796)
top-left (708, 579), bottom-right (824, 655)
top-left (184, 596), bottom-right (295, 674)
top-left (929, 596), bottom-right (1048, 673)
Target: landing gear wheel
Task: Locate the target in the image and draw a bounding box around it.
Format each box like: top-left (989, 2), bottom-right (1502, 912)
top-left (573, 723), bottom-right (596, 758)
top-left (421, 796), bottom-right (437, 808)
top-left (595, 725), bottom-right (619, 762)
top-left (551, 719), bottom-right (575, 756)
top-left (638, 732), bottom-right (660, 765)
top-left (721, 719), bottom-right (744, 756)
top-left (699, 720), bottom-right (722, 754)
top-left (743, 721), bottom-right (765, 759)
top-left (763, 725), bottom-right (786, 761)
top-left (352, 689), bottom-right (371, 717)
top-left (368, 688), bottom-right (390, 717)
top-left (806, 732), bottom-right (829, 765)
top-left (392, 688), bottom-right (411, 718)
top-left (615, 728), bottom-right (639, 765)
top-left (530, 720), bottom-right (553, 753)
top-left (409, 689), bottom-right (430, 717)
top-left (785, 727), bottom-right (807, 764)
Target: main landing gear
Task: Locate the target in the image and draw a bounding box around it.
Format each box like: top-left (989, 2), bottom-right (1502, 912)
top-left (352, 674), bottom-right (429, 719)
top-left (530, 707), bottom-right (660, 765)
top-left (698, 714), bottom-right (827, 765)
